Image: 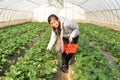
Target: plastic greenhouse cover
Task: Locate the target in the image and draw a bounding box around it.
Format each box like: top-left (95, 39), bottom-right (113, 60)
top-left (79, 0), bottom-right (120, 12)
top-left (0, 0), bottom-right (47, 11)
top-left (0, 0), bottom-right (120, 11)
top-left (65, 0), bottom-right (120, 12)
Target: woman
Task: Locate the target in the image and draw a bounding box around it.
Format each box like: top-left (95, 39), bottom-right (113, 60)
top-left (47, 14), bottom-right (79, 73)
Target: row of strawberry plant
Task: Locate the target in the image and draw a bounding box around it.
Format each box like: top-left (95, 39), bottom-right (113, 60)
top-left (79, 23), bottom-right (120, 64)
top-left (0, 23), bottom-right (31, 40)
top-left (74, 36), bottom-right (120, 80)
top-left (0, 22), bottom-right (30, 34)
top-left (0, 22), bottom-right (48, 72)
top-left (0, 22), bottom-right (42, 43)
top-left (3, 27), bottom-right (58, 80)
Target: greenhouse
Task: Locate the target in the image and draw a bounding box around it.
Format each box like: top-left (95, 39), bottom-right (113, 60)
top-left (0, 0), bottom-right (120, 80)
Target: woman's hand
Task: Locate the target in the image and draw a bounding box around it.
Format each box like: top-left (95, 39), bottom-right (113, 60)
top-left (69, 36), bottom-right (73, 43)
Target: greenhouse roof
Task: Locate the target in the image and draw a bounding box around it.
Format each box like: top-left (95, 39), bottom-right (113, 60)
top-left (0, 0), bottom-right (120, 11)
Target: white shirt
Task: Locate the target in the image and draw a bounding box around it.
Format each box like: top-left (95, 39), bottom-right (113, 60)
top-left (47, 16), bottom-right (79, 50)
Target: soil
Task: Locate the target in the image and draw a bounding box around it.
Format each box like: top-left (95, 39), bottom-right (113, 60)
top-left (51, 57), bottom-right (75, 80)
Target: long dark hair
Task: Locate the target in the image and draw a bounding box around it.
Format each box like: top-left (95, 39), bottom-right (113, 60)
top-left (52, 23), bottom-right (61, 35)
top-left (48, 14), bottom-right (61, 35)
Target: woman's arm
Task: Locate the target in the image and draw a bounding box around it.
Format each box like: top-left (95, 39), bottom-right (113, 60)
top-left (65, 19), bottom-right (79, 38)
top-left (70, 22), bottom-right (79, 38)
top-left (47, 30), bottom-right (57, 50)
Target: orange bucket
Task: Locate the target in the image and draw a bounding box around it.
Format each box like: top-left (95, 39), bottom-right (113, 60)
top-left (64, 44), bottom-right (79, 54)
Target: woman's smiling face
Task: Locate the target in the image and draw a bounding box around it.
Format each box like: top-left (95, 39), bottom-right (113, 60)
top-left (50, 17), bottom-right (60, 29)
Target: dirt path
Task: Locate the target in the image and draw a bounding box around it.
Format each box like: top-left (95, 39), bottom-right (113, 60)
top-left (51, 60), bottom-right (75, 80)
top-left (89, 41), bottom-right (116, 66)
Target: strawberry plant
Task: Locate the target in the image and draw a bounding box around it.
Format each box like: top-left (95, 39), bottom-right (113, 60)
top-left (79, 23), bottom-right (120, 64)
top-left (5, 27), bottom-right (58, 80)
top-left (0, 22), bottom-right (48, 72)
top-left (1, 22), bottom-right (120, 80)
top-left (74, 36), bottom-right (120, 80)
